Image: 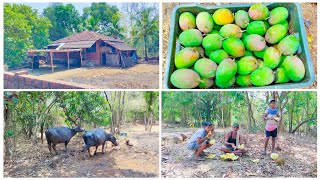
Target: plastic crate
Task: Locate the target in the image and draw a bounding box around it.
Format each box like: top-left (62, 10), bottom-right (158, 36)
top-left (164, 3), bottom-right (315, 89)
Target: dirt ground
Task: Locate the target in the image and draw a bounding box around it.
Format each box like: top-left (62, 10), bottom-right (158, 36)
top-left (161, 127), bottom-right (317, 178)
top-left (162, 3), bottom-right (317, 89)
top-left (4, 125), bottom-right (159, 178)
top-left (11, 60), bottom-right (159, 89)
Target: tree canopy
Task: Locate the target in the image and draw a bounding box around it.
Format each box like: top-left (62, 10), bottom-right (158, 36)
top-left (162, 91), bottom-right (317, 134)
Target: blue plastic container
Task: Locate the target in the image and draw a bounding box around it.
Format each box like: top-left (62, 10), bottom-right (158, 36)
top-left (164, 3), bottom-right (315, 89)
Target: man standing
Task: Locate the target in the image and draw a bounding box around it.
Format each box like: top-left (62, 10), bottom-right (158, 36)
top-left (187, 121), bottom-right (214, 161)
top-left (263, 99), bottom-right (280, 155)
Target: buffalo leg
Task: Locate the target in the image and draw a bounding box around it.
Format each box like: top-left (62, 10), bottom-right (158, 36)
top-left (52, 143), bottom-right (58, 154)
top-left (101, 141), bottom-right (106, 154)
top-left (64, 141), bottom-right (69, 152)
top-left (94, 146), bottom-right (98, 155)
top-left (47, 141), bottom-right (52, 154)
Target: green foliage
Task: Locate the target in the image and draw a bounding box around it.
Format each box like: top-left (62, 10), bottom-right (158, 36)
top-left (4, 130), bottom-right (14, 139)
top-left (4, 3), bottom-right (52, 67)
top-left (43, 3), bottom-right (81, 41)
top-left (162, 91), bottom-right (317, 134)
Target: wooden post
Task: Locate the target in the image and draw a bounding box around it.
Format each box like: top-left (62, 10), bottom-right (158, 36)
top-left (79, 50), bottom-right (82, 67)
top-left (50, 51), bottom-right (54, 72)
top-left (67, 51), bottom-right (70, 69)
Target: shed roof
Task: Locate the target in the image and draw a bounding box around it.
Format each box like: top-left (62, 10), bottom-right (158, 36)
top-left (104, 41), bottom-right (136, 51)
top-left (60, 40), bottom-right (96, 49)
top-left (52, 30), bottom-right (124, 43)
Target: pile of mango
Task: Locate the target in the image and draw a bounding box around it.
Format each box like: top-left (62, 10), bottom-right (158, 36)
top-left (170, 4), bottom-right (306, 89)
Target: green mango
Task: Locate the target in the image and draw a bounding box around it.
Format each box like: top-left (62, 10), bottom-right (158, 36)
top-left (205, 48), bottom-right (215, 57)
top-left (202, 34), bottom-right (223, 51)
top-left (256, 59), bottom-right (265, 68)
top-left (241, 32), bottom-right (249, 41)
top-left (248, 3), bottom-right (270, 20)
top-left (263, 20), bottom-right (271, 29)
top-left (209, 29), bottom-right (219, 34)
top-left (263, 47), bottom-right (281, 69)
top-left (199, 77), bottom-right (214, 89)
top-left (275, 67), bottom-right (290, 83)
top-left (174, 47), bottom-right (199, 68)
top-left (268, 7), bottom-right (289, 25)
top-left (235, 10), bottom-right (250, 29)
top-left (253, 46), bottom-right (267, 59)
top-left (213, 8), bottom-right (234, 25)
top-left (246, 21), bottom-right (267, 35)
top-left (194, 58), bottom-right (217, 78)
top-left (244, 34), bottom-right (266, 51)
top-left (193, 46), bottom-right (205, 57)
top-left (236, 74), bottom-right (252, 87)
top-left (213, 24), bottom-right (222, 30)
top-left (170, 69), bottom-right (201, 89)
top-left (179, 29), bottom-right (203, 47)
top-left (216, 76), bottom-right (235, 88)
top-left (279, 20), bottom-right (289, 31)
top-left (250, 67), bottom-right (275, 86)
top-left (223, 38), bottom-right (245, 57)
top-left (282, 56), bottom-right (305, 82)
top-left (277, 35), bottom-right (300, 55)
top-left (196, 12), bottom-right (214, 33)
top-left (219, 24), bottom-right (242, 38)
top-left (265, 24), bottom-right (287, 44)
top-left (216, 58), bottom-right (237, 82)
top-left (244, 50), bottom-right (253, 57)
top-left (236, 56), bottom-right (258, 75)
top-left (179, 12), bottom-right (196, 30)
top-left (209, 49), bottom-right (229, 64)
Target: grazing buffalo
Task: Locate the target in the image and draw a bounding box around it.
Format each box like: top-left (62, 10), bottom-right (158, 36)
top-left (45, 126), bottom-right (84, 154)
top-left (82, 129), bottom-right (118, 156)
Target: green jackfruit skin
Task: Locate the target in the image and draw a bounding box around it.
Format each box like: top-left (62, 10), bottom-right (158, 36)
top-left (277, 35), bottom-right (300, 55)
top-left (216, 76), bottom-right (235, 88)
top-left (248, 4), bottom-right (270, 20)
top-left (246, 21), bottom-right (267, 35)
top-left (268, 7), bottom-right (289, 25)
top-left (179, 29), bottom-right (203, 47)
top-left (275, 67), bottom-right (290, 83)
top-left (199, 77), bottom-right (214, 89)
top-left (244, 34), bottom-right (266, 52)
top-left (265, 24), bottom-right (287, 44)
top-left (235, 10), bottom-right (250, 29)
top-left (194, 58), bottom-right (217, 78)
top-left (236, 74), bottom-right (252, 87)
top-left (223, 38), bottom-right (245, 57)
top-left (216, 58), bottom-right (237, 83)
top-left (196, 12), bottom-right (214, 33)
top-left (179, 12), bottom-right (196, 30)
top-left (219, 24), bottom-right (242, 38)
top-left (174, 47), bottom-right (199, 69)
top-left (202, 34), bottom-right (223, 51)
top-left (170, 69), bottom-right (201, 89)
top-left (282, 56), bottom-right (305, 82)
top-left (250, 67), bottom-right (275, 86)
top-left (209, 49), bottom-right (229, 64)
top-left (263, 47), bottom-right (281, 69)
top-left (236, 56), bottom-right (258, 75)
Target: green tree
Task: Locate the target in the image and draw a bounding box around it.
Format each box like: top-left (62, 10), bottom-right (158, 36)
top-left (4, 4), bottom-right (51, 67)
top-left (43, 3), bottom-right (81, 41)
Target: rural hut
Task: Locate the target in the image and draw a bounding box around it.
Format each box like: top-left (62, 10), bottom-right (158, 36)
top-left (28, 30), bottom-right (138, 72)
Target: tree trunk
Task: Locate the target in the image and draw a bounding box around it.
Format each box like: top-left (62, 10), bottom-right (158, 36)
top-left (292, 119), bottom-right (315, 133)
top-left (40, 122), bottom-right (44, 144)
top-left (144, 34), bottom-right (148, 61)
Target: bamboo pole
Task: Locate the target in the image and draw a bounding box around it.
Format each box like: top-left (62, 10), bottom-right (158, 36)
top-left (67, 51), bottom-right (70, 69)
top-left (50, 51), bottom-right (54, 72)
